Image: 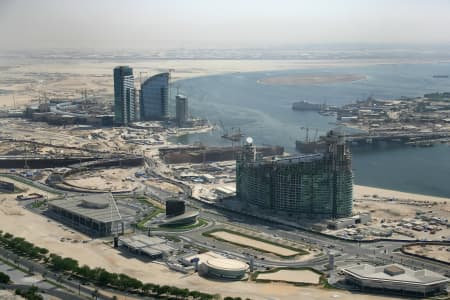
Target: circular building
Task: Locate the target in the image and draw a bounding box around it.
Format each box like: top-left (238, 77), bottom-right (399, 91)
top-left (201, 258), bottom-right (248, 280)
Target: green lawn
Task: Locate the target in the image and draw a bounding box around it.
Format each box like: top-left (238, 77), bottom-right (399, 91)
top-left (136, 208), bottom-right (164, 229)
top-left (158, 218), bottom-right (208, 231)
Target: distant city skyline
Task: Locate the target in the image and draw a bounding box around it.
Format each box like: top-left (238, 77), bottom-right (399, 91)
top-left (1, 0), bottom-right (450, 50)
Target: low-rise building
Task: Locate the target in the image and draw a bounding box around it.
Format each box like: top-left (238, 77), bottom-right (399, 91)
top-left (200, 258), bottom-right (248, 280)
top-left (185, 252), bottom-right (248, 280)
top-left (119, 234), bottom-right (176, 259)
top-left (47, 193), bottom-right (123, 237)
top-left (342, 264), bottom-right (449, 297)
top-left (327, 213), bottom-right (372, 230)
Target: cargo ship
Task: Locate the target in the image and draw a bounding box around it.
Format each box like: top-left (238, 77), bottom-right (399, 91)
top-left (292, 100), bottom-right (323, 111)
top-left (295, 140), bottom-right (326, 153)
top-left (432, 75), bottom-right (449, 78)
top-left (221, 132), bottom-right (244, 142)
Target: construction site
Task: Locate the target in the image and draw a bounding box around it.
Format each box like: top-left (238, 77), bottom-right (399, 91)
top-left (0, 56), bottom-right (448, 299)
top-left (159, 144), bottom-right (284, 164)
top-left (320, 186), bottom-right (450, 241)
top-left (237, 131), bottom-right (353, 219)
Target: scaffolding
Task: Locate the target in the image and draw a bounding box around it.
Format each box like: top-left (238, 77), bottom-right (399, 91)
top-left (236, 131), bottom-right (353, 218)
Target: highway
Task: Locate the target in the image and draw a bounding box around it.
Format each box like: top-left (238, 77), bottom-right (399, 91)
top-left (144, 155), bottom-right (450, 275)
top-left (0, 247), bottom-right (146, 300)
top-left (185, 199), bottom-right (450, 275)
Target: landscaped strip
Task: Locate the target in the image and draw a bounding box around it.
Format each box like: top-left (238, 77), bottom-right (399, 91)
top-left (159, 218), bottom-right (208, 231)
top-left (0, 174), bottom-right (63, 196)
top-left (0, 231), bottom-right (221, 300)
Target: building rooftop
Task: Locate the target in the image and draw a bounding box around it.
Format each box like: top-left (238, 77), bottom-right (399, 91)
top-left (162, 210), bottom-right (199, 225)
top-left (119, 234), bottom-right (175, 257)
top-left (343, 264), bottom-right (449, 285)
top-left (205, 258), bottom-right (248, 272)
top-left (250, 153), bottom-right (325, 166)
top-left (48, 193), bottom-right (121, 223)
top-left (183, 251), bottom-right (226, 265)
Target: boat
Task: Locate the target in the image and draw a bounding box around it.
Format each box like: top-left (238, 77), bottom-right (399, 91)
top-left (295, 140), bottom-right (326, 153)
top-left (221, 133), bottom-right (244, 142)
top-left (432, 75), bottom-right (449, 78)
top-left (292, 100), bottom-right (323, 111)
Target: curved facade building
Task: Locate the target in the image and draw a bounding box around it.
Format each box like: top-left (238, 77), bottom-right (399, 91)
top-left (114, 66), bottom-right (136, 125)
top-left (236, 131), bottom-right (353, 218)
top-left (140, 73), bottom-right (169, 120)
top-left (201, 258), bottom-right (248, 279)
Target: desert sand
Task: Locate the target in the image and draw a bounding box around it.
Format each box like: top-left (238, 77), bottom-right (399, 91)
top-left (403, 244), bottom-right (450, 263)
top-left (257, 269), bottom-right (321, 284)
top-left (0, 57), bottom-right (432, 108)
top-left (259, 74), bottom-right (366, 85)
top-left (354, 185), bottom-right (450, 203)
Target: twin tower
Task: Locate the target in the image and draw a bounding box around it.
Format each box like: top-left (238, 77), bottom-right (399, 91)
top-left (113, 66), bottom-right (187, 126)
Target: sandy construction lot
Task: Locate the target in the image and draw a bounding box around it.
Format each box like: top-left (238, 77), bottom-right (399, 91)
top-left (403, 244), bottom-right (450, 263)
top-left (257, 269), bottom-right (321, 284)
top-left (0, 57), bottom-right (430, 108)
top-left (259, 74), bottom-right (366, 85)
top-left (145, 179), bottom-right (182, 194)
top-left (210, 231), bottom-right (299, 257)
top-left (0, 175), bottom-right (60, 199)
top-left (354, 185), bottom-right (450, 203)
top-left (329, 185), bottom-right (450, 241)
top-left (64, 167), bottom-right (142, 192)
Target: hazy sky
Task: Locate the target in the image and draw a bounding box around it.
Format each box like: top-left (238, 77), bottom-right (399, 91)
top-left (1, 0), bottom-right (450, 50)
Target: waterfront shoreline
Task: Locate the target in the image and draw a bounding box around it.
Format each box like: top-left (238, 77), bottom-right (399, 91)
top-left (354, 184), bottom-right (449, 203)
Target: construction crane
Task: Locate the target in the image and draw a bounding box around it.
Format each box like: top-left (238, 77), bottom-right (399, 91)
top-left (300, 127), bottom-right (320, 142)
top-left (139, 72), bottom-right (148, 85)
top-left (300, 127), bottom-right (309, 143)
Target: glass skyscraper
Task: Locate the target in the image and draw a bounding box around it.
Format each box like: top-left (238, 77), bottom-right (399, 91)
top-left (175, 94), bottom-right (188, 126)
top-left (140, 73), bottom-right (169, 120)
top-left (114, 66), bottom-right (136, 125)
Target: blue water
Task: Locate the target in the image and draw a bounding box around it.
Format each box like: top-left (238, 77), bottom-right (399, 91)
top-left (172, 63), bottom-right (450, 197)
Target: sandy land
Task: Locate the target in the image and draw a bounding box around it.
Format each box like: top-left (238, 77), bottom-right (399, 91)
top-left (0, 57), bottom-right (434, 108)
top-left (339, 185), bottom-right (450, 241)
top-left (210, 231), bottom-right (299, 257)
top-left (145, 179), bottom-right (182, 194)
top-left (257, 269), bottom-right (321, 284)
top-left (0, 175), bottom-right (59, 200)
top-left (403, 244), bottom-right (450, 263)
top-left (354, 185), bottom-right (450, 203)
top-left (0, 290), bottom-right (24, 299)
top-left (259, 74), bottom-right (366, 85)
top-left (64, 167), bottom-right (142, 192)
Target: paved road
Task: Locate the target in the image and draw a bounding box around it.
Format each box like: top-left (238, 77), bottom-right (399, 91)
top-left (0, 283), bottom-right (86, 300)
top-left (0, 247), bottom-right (117, 300)
top-left (145, 155), bottom-right (450, 275)
top-left (0, 258), bottom-right (86, 300)
top-left (189, 199), bottom-right (450, 274)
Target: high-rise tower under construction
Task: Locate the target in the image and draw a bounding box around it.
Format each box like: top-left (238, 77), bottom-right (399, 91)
top-left (236, 130), bottom-right (353, 218)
